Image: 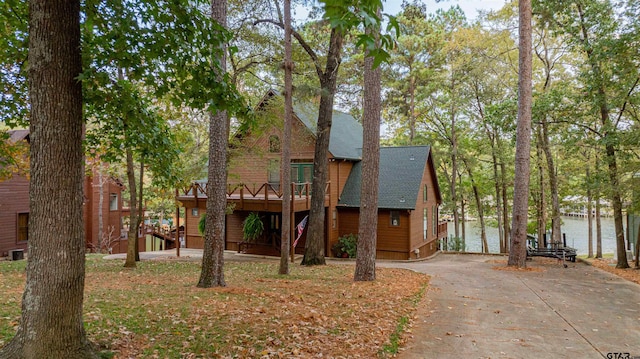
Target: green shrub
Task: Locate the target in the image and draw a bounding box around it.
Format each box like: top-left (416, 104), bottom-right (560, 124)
top-left (442, 236), bottom-right (465, 251)
top-left (242, 212), bottom-right (264, 242)
top-left (198, 214), bottom-right (206, 235)
top-left (331, 234), bottom-right (357, 258)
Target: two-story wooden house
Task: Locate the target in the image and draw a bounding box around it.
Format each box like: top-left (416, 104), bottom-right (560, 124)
top-left (177, 91), bottom-right (447, 259)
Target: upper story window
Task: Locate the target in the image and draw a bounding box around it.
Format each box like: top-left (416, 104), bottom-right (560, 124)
top-left (423, 184), bottom-right (428, 202)
top-left (109, 193), bottom-right (118, 211)
top-left (269, 135), bottom-right (280, 153)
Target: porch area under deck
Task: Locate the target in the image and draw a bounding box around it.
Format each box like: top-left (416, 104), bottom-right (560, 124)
top-left (176, 182), bottom-right (330, 257)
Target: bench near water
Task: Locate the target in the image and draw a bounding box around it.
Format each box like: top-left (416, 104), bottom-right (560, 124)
top-left (526, 234), bottom-right (577, 265)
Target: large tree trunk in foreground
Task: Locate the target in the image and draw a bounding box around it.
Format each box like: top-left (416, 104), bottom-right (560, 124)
top-left (354, 21), bottom-right (381, 281)
top-left (508, 0), bottom-right (533, 268)
top-left (0, 0), bottom-right (97, 357)
top-left (279, 0), bottom-right (293, 275)
top-left (198, 0), bottom-right (228, 287)
top-left (301, 28), bottom-right (344, 266)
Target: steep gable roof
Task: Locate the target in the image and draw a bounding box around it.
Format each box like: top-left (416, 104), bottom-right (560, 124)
top-left (292, 101), bottom-right (363, 160)
top-left (339, 146), bottom-right (440, 210)
top-left (258, 90), bottom-right (363, 161)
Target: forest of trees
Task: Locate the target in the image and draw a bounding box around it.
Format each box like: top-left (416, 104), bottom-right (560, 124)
top-left (1, 0), bottom-right (639, 356)
top-left (1, 0), bottom-right (639, 263)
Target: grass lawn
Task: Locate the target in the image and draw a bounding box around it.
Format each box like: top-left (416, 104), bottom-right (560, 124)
top-left (0, 255), bottom-right (429, 358)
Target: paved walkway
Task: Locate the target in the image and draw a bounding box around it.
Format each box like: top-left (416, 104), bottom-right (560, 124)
top-left (380, 254), bottom-right (640, 359)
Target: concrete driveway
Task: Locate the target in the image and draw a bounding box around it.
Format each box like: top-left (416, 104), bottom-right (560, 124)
top-left (380, 254), bottom-right (640, 359)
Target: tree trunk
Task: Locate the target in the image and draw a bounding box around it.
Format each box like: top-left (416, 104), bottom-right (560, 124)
top-left (465, 160), bottom-right (487, 253)
top-left (124, 148), bottom-right (138, 268)
top-left (508, 0), bottom-right (532, 268)
top-left (490, 142), bottom-right (505, 253)
top-left (536, 43), bottom-right (561, 246)
top-left (0, 0), bottom-right (97, 357)
top-left (136, 159), bottom-right (144, 261)
top-left (408, 69), bottom-right (416, 145)
top-left (596, 193), bottom-right (602, 258)
top-left (535, 129), bottom-right (546, 242)
top-left (354, 18), bottom-right (381, 281)
top-left (460, 193), bottom-right (466, 249)
top-left (450, 89), bottom-right (459, 241)
top-left (279, 0), bottom-right (293, 275)
top-left (301, 28), bottom-right (344, 266)
top-left (605, 142), bottom-right (628, 268)
top-left (634, 225), bottom-right (639, 269)
top-left (576, 3), bottom-right (627, 268)
top-left (198, 0), bottom-right (228, 287)
top-left (587, 166), bottom-right (593, 258)
top-left (501, 161), bottom-right (510, 253)
top-left (541, 117), bottom-right (561, 245)
top-left (97, 165), bottom-right (104, 253)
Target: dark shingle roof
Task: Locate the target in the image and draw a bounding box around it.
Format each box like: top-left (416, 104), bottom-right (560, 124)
top-left (338, 146), bottom-right (432, 210)
top-left (292, 101), bottom-right (363, 161)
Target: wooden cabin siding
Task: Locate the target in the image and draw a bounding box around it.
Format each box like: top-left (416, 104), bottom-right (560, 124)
top-left (84, 174), bottom-right (125, 253)
top-left (226, 212), bottom-right (245, 248)
top-left (0, 176), bottom-right (30, 257)
top-left (337, 208), bottom-right (410, 259)
top-left (327, 160), bottom-right (354, 247)
top-left (407, 155), bottom-right (442, 257)
top-left (185, 206), bottom-right (204, 249)
top-left (377, 210), bottom-right (410, 254)
top-left (229, 119), bottom-right (316, 186)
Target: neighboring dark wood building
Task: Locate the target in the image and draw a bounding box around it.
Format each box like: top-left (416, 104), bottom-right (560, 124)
top-left (0, 174), bottom-right (30, 258)
top-left (83, 170), bottom-right (128, 254)
top-left (0, 130), bottom-right (129, 257)
top-left (177, 91), bottom-right (448, 260)
top-left (0, 130), bottom-right (30, 258)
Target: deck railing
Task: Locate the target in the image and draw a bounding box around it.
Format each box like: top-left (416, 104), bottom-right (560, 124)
top-left (437, 221), bottom-right (448, 239)
top-left (179, 181), bottom-right (329, 202)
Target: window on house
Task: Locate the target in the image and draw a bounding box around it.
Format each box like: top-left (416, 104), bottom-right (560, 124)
top-left (109, 193), bottom-right (118, 211)
top-left (423, 184), bottom-right (428, 203)
top-left (268, 159), bottom-right (280, 190)
top-left (192, 208), bottom-right (199, 217)
top-left (17, 212), bottom-right (29, 242)
top-left (423, 208), bottom-right (428, 241)
top-left (269, 135), bottom-right (280, 153)
top-left (390, 211), bottom-right (400, 227)
top-left (291, 163), bottom-right (313, 195)
top-left (432, 205), bottom-right (437, 235)
top-left (332, 209), bottom-right (337, 229)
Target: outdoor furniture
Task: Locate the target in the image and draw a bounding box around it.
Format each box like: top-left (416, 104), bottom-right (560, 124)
top-left (526, 235), bottom-right (577, 267)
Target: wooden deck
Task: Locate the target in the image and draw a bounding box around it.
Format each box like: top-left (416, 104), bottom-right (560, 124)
top-left (177, 182), bottom-right (330, 212)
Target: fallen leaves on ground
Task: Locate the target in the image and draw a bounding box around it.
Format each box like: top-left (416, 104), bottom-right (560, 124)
top-left (488, 259), bottom-right (545, 272)
top-left (0, 257), bottom-right (429, 358)
top-left (583, 257), bottom-right (640, 285)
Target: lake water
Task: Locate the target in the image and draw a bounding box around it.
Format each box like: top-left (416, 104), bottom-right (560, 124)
top-left (447, 216), bottom-right (626, 255)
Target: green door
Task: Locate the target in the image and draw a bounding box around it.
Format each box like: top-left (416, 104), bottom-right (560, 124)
top-left (291, 163), bottom-right (313, 195)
